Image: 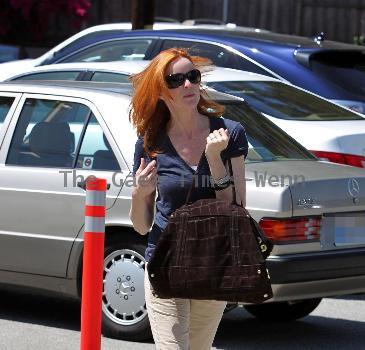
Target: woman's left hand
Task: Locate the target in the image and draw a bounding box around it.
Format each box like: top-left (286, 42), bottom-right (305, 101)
top-left (205, 128), bottom-right (229, 159)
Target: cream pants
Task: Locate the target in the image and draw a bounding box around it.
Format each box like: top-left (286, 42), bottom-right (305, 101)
top-left (144, 270), bottom-right (227, 350)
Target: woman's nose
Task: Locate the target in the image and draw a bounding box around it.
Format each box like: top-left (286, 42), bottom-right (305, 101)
top-left (183, 78), bottom-right (191, 88)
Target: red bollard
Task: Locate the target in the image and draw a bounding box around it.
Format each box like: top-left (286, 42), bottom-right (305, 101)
top-left (80, 177), bottom-right (107, 350)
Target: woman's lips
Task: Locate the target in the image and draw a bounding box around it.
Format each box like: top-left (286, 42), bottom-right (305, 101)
top-left (183, 93), bottom-right (195, 98)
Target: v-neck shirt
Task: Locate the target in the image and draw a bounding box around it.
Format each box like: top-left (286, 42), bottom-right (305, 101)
top-left (132, 116), bottom-right (248, 261)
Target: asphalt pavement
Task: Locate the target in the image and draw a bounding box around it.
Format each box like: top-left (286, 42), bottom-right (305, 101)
top-left (0, 289), bottom-right (364, 349)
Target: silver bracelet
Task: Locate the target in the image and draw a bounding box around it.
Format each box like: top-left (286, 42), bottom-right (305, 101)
top-left (211, 173), bottom-right (231, 187)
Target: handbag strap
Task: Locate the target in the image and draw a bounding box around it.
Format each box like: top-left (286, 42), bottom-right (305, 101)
top-left (185, 156), bottom-right (238, 205)
top-left (227, 157), bottom-right (238, 206)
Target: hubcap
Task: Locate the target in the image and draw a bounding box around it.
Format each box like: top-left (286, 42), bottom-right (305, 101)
top-left (103, 248), bottom-right (147, 326)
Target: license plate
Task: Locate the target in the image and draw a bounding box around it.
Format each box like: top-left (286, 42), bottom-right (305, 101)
top-left (321, 213), bottom-right (365, 249)
top-left (334, 216), bottom-right (365, 246)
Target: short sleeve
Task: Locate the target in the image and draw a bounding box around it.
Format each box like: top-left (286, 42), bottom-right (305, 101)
top-left (132, 137), bottom-right (151, 175)
top-left (228, 123), bottom-right (249, 159)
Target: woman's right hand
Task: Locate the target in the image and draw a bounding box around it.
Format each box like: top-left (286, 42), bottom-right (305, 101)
top-left (133, 158), bottom-right (157, 198)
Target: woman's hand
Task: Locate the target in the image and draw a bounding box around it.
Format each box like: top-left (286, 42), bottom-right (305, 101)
top-left (205, 128), bottom-right (229, 159)
top-left (133, 158), bottom-right (157, 198)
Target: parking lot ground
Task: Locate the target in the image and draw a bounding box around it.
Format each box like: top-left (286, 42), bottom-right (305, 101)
top-left (0, 289), bottom-right (364, 349)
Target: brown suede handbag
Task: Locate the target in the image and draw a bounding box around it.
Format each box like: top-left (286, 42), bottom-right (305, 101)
top-left (147, 158), bottom-right (273, 304)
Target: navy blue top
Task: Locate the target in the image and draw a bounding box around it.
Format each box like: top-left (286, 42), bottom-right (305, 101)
top-left (132, 116), bottom-right (248, 261)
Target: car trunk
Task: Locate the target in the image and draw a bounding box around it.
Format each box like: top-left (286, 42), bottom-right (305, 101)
top-left (247, 160), bottom-right (365, 253)
top-left (288, 161), bottom-right (365, 251)
top-left (247, 160), bottom-right (365, 214)
top-left (283, 161), bottom-right (365, 215)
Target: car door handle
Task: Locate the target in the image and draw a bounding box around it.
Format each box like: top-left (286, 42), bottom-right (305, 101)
top-left (77, 179), bottom-right (111, 191)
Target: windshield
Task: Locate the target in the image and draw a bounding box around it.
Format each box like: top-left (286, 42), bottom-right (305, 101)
top-left (207, 81), bottom-right (364, 121)
top-left (221, 101), bottom-right (316, 163)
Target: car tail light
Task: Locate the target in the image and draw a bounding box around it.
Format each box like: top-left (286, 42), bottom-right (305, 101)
top-left (259, 217), bottom-right (321, 243)
top-left (310, 150), bottom-right (365, 168)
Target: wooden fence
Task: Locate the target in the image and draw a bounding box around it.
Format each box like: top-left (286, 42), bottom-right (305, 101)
top-left (85, 0), bottom-right (365, 44)
top-left (32, 0), bottom-right (365, 48)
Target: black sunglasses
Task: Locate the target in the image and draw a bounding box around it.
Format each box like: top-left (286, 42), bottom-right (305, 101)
top-left (165, 69), bottom-right (201, 89)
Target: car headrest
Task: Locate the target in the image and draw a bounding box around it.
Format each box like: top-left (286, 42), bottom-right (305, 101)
top-left (29, 122), bottom-right (74, 155)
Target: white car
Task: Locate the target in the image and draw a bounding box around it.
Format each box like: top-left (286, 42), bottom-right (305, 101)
top-left (0, 22), bottom-right (266, 81)
top-left (8, 61), bottom-right (365, 168)
top-left (0, 22), bottom-right (188, 81)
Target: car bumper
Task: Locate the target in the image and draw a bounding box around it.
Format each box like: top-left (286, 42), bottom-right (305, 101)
top-left (255, 247), bottom-right (365, 302)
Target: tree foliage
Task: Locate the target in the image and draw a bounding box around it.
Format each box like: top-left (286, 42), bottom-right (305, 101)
top-left (0, 0), bottom-right (91, 45)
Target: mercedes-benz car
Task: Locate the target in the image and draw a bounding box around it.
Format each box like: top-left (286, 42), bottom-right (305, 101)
top-left (0, 81), bottom-right (364, 341)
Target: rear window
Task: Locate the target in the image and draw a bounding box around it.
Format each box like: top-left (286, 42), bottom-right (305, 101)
top-left (222, 101), bottom-right (316, 163)
top-left (310, 51), bottom-right (365, 98)
top-left (207, 81), bottom-right (364, 121)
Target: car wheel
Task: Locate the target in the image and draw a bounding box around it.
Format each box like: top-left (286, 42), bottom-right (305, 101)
top-left (101, 237), bottom-right (152, 341)
top-left (244, 298), bottom-right (322, 321)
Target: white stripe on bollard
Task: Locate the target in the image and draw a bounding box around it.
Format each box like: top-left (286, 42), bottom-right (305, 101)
top-left (85, 190), bottom-right (107, 207)
top-left (85, 216), bottom-right (106, 233)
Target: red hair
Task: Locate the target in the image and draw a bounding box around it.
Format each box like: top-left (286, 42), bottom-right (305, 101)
top-left (129, 48), bottom-right (225, 156)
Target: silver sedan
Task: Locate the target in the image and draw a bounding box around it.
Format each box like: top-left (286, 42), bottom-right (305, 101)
top-left (0, 80), bottom-right (364, 341)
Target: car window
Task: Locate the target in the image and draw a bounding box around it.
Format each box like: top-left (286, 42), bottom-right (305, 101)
top-left (6, 98), bottom-right (91, 168)
top-left (0, 96), bottom-right (15, 126)
top-left (11, 71), bottom-right (81, 81)
top-left (90, 71), bottom-right (130, 83)
top-left (76, 114), bottom-right (120, 171)
top-left (221, 101), bottom-right (316, 162)
top-left (61, 39), bottom-right (153, 63)
top-left (161, 39), bottom-right (239, 69)
top-left (208, 81), bottom-right (364, 121)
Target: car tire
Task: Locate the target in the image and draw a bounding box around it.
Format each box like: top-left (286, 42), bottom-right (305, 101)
top-left (101, 236), bottom-right (152, 341)
top-left (244, 298), bottom-right (322, 321)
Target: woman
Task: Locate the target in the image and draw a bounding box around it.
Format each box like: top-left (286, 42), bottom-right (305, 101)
top-left (129, 48), bottom-right (248, 350)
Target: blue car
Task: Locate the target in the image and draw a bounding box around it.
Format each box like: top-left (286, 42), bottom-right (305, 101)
top-left (36, 28), bottom-right (365, 113)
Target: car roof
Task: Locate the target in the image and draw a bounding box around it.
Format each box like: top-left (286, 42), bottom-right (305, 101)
top-left (11, 61), bottom-right (151, 77)
top-left (0, 80), bottom-right (134, 97)
top-left (0, 80), bottom-right (242, 102)
top-left (60, 26), bottom-right (363, 50)
top-left (10, 60), bottom-right (279, 83)
top-left (180, 23), bottom-right (271, 33)
top-left (153, 28), bottom-right (364, 50)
